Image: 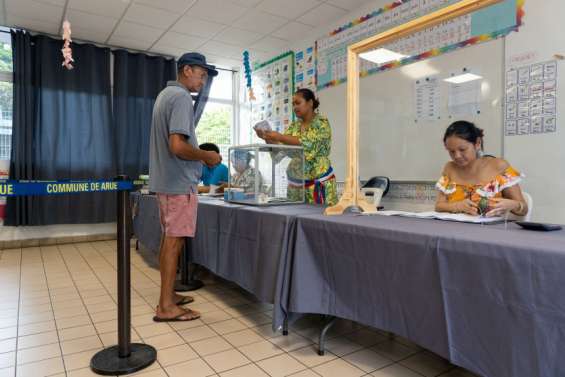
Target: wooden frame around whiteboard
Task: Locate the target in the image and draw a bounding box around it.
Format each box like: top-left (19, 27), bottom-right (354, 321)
top-left (324, 0), bottom-right (504, 216)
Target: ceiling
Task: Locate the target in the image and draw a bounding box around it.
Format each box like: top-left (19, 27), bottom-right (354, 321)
top-left (0, 0), bottom-right (371, 69)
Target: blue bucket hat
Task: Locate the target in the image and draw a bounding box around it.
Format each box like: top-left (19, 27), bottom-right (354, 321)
top-left (177, 52), bottom-right (218, 77)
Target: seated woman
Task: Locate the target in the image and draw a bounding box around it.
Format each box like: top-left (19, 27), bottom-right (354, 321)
top-left (435, 121), bottom-right (528, 217)
top-left (230, 150), bottom-right (263, 193)
top-left (255, 88), bottom-right (337, 205)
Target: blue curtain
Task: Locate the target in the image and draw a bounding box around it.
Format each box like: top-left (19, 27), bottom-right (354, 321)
top-left (6, 33), bottom-right (115, 225)
top-left (113, 50), bottom-right (176, 179)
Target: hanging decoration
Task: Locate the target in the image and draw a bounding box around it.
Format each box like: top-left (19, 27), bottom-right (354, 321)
top-left (242, 50), bottom-right (255, 100)
top-left (61, 20), bottom-right (74, 70)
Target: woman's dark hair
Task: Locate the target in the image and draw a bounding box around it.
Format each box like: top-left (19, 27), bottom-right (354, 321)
top-left (199, 142), bottom-right (220, 154)
top-left (443, 121), bottom-right (484, 149)
top-left (295, 88), bottom-right (320, 110)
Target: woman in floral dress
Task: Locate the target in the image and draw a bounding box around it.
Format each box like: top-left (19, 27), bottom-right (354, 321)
top-left (435, 121), bottom-right (528, 217)
top-left (255, 89), bottom-right (337, 206)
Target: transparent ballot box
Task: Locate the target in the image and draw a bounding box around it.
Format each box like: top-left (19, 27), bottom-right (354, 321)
top-left (226, 144), bottom-right (305, 205)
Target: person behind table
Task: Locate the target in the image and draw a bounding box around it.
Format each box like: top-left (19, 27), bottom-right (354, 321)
top-left (255, 88), bottom-right (337, 205)
top-left (148, 52), bottom-right (220, 322)
top-left (435, 120), bottom-right (528, 217)
top-left (230, 150), bottom-right (263, 193)
top-left (198, 143), bottom-right (228, 193)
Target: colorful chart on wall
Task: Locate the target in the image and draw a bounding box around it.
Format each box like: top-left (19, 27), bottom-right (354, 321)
top-left (316, 0), bottom-right (525, 90)
top-left (295, 46), bottom-right (316, 92)
top-left (251, 51), bottom-right (295, 133)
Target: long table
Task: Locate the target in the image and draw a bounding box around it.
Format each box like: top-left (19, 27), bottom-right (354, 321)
top-left (131, 193), bottom-right (323, 328)
top-left (279, 213), bottom-right (565, 377)
top-left (132, 193), bottom-right (565, 377)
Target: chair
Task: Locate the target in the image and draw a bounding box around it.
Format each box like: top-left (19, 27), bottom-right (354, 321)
top-left (362, 176), bottom-right (390, 197)
top-left (508, 191), bottom-right (533, 221)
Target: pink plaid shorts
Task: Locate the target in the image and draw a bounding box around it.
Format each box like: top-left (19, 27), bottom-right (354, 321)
top-left (157, 193), bottom-right (198, 238)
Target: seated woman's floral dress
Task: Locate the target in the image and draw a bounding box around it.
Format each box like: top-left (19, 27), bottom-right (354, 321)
top-left (435, 166), bottom-right (523, 215)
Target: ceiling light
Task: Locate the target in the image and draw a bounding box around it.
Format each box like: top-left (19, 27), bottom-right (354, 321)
top-left (359, 48), bottom-right (408, 65)
top-left (443, 73), bottom-right (483, 84)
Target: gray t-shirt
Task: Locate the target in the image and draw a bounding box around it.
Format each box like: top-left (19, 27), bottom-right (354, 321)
top-left (148, 81), bottom-right (202, 194)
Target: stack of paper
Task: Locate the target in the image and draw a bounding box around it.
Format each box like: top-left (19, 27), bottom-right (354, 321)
top-left (369, 210), bottom-right (504, 224)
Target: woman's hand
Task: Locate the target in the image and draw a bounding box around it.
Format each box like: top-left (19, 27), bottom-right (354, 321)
top-left (485, 198), bottom-right (520, 217)
top-left (453, 199), bottom-right (479, 215)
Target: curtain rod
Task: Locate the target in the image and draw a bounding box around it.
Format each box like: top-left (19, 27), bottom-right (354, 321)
top-left (0, 27), bottom-right (237, 73)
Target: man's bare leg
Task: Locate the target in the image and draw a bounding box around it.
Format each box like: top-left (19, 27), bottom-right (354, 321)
top-left (155, 235), bottom-right (199, 319)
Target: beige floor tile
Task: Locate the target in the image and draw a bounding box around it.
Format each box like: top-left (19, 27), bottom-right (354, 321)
top-left (236, 312), bottom-right (272, 328)
top-left (437, 368), bottom-right (480, 377)
top-left (201, 310), bottom-right (233, 325)
top-left (165, 357), bottom-right (216, 377)
top-left (209, 319), bottom-right (247, 335)
top-left (157, 344), bottom-right (199, 366)
top-left (18, 311), bottom-right (54, 326)
top-left (371, 364), bottom-right (424, 377)
top-left (60, 335), bottom-right (103, 355)
top-left (203, 349), bottom-right (250, 373)
top-left (169, 318), bottom-right (206, 331)
top-left (0, 366), bottom-right (15, 377)
top-left (312, 358), bottom-right (366, 377)
top-left (131, 314), bottom-right (155, 328)
top-left (399, 352), bottom-right (453, 377)
top-left (129, 368), bottom-right (168, 377)
top-left (371, 340), bottom-right (419, 362)
top-left (63, 348), bottom-right (103, 371)
top-left (223, 329), bottom-right (264, 348)
top-left (15, 356), bottom-right (64, 377)
top-left (288, 345), bottom-right (337, 368)
top-left (56, 315), bottom-right (92, 330)
top-left (256, 353), bottom-right (307, 377)
top-left (238, 339), bottom-right (283, 362)
top-left (94, 318), bottom-right (118, 334)
top-left (18, 303), bottom-right (52, 316)
top-left (135, 323), bottom-right (173, 338)
top-left (287, 370), bottom-right (320, 377)
top-left (17, 343), bottom-right (61, 364)
top-left (251, 324), bottom-right (284, 339)
top-left (0, 352), bottom-right (15, 369)
top-left (345, 329), bottom-right (387, 348)
top-left (190, 336), bottom-right (234, 356)
top-left (90, 310), bottom-right (117, 323)
top-left (143, 332), bottom-right (184, 350)
top-left (58, 324), bottom-right (97, 342)
top-left (0, 319), bottom-right (17, 330)
top-left (17, 321), bottom-right (56, 337)
top-left (178, 325), bottom-right (217, 343)
top-left (189, 302), bottom-right (222, 314)
top-left (66, 367), bottom-right (107, 377)
top-left (219, 363), bottom-right (269, 377)
top-left (342, 349), bottom-right (394, 373)
top-left (0, 328), bottom-right (17, 342)
top-left (323, 337), bottom-right (364, 357)
top-left (269, 333), bottom-right (313, 352)
top-left (17, 331), bottom-right (59, 350)
top-left (98, 330), bottom-right (141, 347)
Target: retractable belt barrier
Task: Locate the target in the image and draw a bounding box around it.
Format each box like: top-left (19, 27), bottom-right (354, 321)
top-left (1, 177), bottom-right (157, 376)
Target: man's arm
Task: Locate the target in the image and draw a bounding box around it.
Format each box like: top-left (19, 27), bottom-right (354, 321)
top-left (169, 134), bottom-right (221, 165)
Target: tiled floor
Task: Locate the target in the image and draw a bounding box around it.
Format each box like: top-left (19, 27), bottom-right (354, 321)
top-left (0, 241), bottom-right (480, 377)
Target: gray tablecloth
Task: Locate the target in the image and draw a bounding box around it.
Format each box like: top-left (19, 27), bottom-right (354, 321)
top-left (280, 213), bottom-right (565, 377)
top-left (131, 192), bottom-right (323, 328)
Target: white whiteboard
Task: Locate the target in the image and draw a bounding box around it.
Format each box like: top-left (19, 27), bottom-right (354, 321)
top-left (320, 38), bottom-right (504, 181)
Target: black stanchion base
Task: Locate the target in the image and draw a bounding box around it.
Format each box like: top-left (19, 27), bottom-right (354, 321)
top-left (174, 279), bottom-right (204, 292)
top-left (90, 343), bottom-right (157, 376)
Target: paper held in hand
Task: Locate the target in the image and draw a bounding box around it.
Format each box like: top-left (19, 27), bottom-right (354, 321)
top-left (253, 120), bottom-right (272, 131)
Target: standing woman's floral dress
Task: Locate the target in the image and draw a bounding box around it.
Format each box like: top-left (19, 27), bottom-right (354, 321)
top-left (284, 114), bottom-right (337, 205)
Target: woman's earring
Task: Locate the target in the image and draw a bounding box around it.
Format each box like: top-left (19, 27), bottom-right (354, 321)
top-left (476, 149), bottom-right (484, 158)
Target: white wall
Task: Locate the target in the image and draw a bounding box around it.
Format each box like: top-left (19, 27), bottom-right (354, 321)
top-left (504, 0), bottom-right (565, 223)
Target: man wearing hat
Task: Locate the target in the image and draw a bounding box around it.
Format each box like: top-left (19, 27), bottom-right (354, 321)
top-left (149, 52), bottom-right (220, 322)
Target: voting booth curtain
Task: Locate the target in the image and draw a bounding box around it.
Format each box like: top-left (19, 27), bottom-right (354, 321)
top-left (7, 32), bottom-right (115, 225)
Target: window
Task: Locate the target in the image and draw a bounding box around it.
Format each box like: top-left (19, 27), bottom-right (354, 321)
top-left (196, 69), bottom-right (235, 158)
top-left (0, 31), bottom-right (12, 162)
